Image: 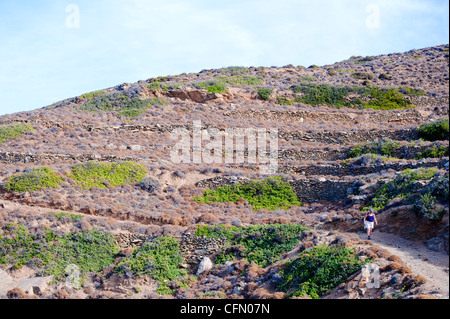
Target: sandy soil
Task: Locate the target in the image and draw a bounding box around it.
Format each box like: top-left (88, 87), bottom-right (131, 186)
top-left (357, 230), bottom-right (449, 298)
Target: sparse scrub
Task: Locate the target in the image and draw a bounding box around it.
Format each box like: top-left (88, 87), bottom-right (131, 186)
top-left (53, 212), bottom-right (83, 222)
top-left (195, 75), bottom-right (263, 93)
top-left (79, 92), bottom-right (160, 118)
top-left (193, 176), bottom-right (302, 211)
top-left (220, 66), bottom-right (249, 74)
top-left (68, 161), bottom-right (147, 190)
top-left (277, 244), bottom-right (370, 299)
top-left (4, 167), bottom-right (64, 193)
top-left (148, 82), bottom-right (183, 91)
top-left (0, 123), bottom-right (34, 143)
top-left (79, 90), bottom-right (105, 99)
top-left (351, 72), bottom-right (375, 80)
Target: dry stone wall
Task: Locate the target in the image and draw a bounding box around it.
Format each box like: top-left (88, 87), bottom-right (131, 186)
top-left (0, 151), bottom-right (139, 164)
top-left (113, 232), bottom-right (226, 274)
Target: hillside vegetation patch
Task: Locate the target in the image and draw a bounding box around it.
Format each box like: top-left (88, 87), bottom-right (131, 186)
top-left (0, 123), bottom-right (34, 143)
top-left (68, 161), bottom-right (147, 190)
top-left (4, 167), bottom-right (64, 193)
top-left (280, 84), bottom-right (425, 110)
top-left (193, 176), bottom-right (302, 211)
top-left (195, 223), bottom-right (308, 267)
top-left (194, 75), bottom-right (263, 93)
top-left (79, 92), bottom-right (165, 118)
top-left (365, 168), bottom-right (448, 220)
top-left (0, 224), bottom-right (119, 284)
top-left (277, 244), bottom-right (370, 299)
top-left (417, 117), bottom-right (449, 141)
top-left (114, 236), bottom-right (189, 294)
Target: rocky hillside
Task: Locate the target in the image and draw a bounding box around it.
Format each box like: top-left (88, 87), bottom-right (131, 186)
top-left (0, 44), bottom-right (448, 300)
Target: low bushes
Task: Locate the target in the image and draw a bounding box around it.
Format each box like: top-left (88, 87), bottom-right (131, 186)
top-left (193, 176), bottom-right (302, 211)
top-left (194, 75), bottom-right (263, 93)
top-left (364, 168), bottom-right (446, 218)
top-left (417, 117), bottom-right (449, 141)
top-left (349, 139), bottom-right (399, 158)
top-left (256, 87), bottom-right (273, 101)
top-left (284, 84), bottom-right (422, 110)
top-left (416, 145), bottom-right (449, 159)
top-left (0, 123), bottom-right (34, 143)
top-left (412, 174), bottom-right (449, 220)
top-left (4, 167), bottom-right (64, 193)
top-left (0, 224), bottom-right (119, 284)
top-left (277, 244), bottom-right (370, 299)
top-left (79, 92), bottom-right (164, 118)
top-left (68, 161), bottom-right (147, 190)
top-left (114, 236), bottom-right (188, 294)
top-left (195, 223), bottom-right (308, 267)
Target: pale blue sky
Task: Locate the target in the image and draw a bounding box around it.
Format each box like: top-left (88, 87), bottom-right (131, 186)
top-left (0, 0), bottom-right (448, 115)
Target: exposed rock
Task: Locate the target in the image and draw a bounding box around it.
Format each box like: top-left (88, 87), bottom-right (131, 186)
top-left (196, 257), bottom-right (214, 276)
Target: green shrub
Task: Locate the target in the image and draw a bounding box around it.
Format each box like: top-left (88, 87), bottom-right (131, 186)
top-left (4, 167), bottom-right (64, 193)
top-left (351, 72), bottom-right (375, 80)
top-left (365, 168), bottom-right (438, 211)
top-left (287, 83), bottom-right (418, 110)
top-left (79, 92), bottom-right (159, 118)
top-left (195, 80), bottom-right (228, 93)
top-left (277, 244), bottom-right (370, 299)
top-left (256, 88), bottom-right (273, 101)
top-left (194, 74), bottom-right (262, 94)
top-left (0, 224), bottom-right (119, 283)
top-left (79, 90), bottom-right (104, 99)
top-left (220, 66), bottom-right (249, 74)
top-left (429, 174), bottom-right (449, 202)
top-left (417, 118), bottom-right (449, 141)
top-left (416, 145), bottom-right (449, 159)
top-left (349, 139), bottom-right (400, 158)
top-left (412, 192), bottom-right (445, 220)
top-left (196, 224), bottom-right (308, 267)
top-left (0, 123), bottom-right (34, 143)
top-left (68, 161), bottom-right (147, 189)
top-left (193, 176), bottom-right (302, 211)
top-left (223, 75), bottom-right (263, 86)
top-left (54, 212), bottom-right (83, 222)
top-left (115, 236), bottom-right (187, 294)
top-left (148, 82), bottom-right (183, 91)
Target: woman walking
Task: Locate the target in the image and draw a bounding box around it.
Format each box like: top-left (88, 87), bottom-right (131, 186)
top-left (364, 209), bottom-right (378, 240)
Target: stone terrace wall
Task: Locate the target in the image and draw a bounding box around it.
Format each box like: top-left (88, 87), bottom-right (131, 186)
top-left (0, 119), bottom-right (418, 144)
top-left (194, 176), bottom-right (354, 203)
top-left (0, 151), bottom-right (139, 164)
top-left (113, 232), bottom-right (226, 274)
top-left (278, 158), bottom-right (448, 177)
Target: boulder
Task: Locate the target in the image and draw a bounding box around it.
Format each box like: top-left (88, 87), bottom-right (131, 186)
top-left (196, 257), bottom-right (213, 276)
top-left (137, 177), bottom-right (161, 194)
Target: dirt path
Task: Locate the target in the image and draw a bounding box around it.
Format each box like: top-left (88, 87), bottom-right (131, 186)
top-left (357, 230), bottom-right (449, 298)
